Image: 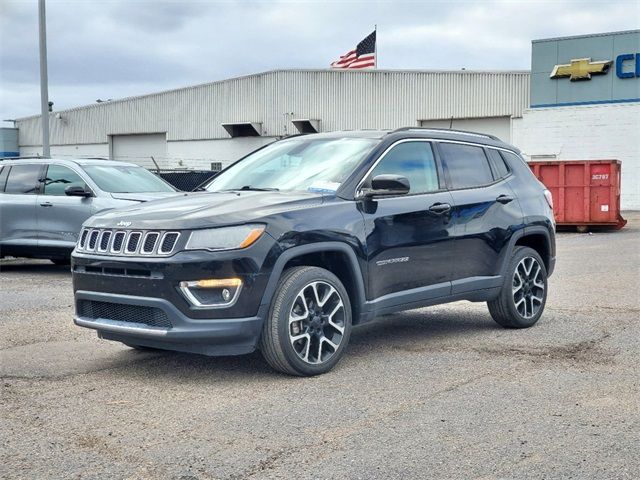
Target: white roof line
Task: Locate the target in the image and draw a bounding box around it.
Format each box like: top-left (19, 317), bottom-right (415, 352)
top-left (14, 68), bottom-right (530, 121)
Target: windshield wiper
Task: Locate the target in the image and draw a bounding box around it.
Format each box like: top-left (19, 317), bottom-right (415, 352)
top-left (223, 186), bottom-right (279, 192)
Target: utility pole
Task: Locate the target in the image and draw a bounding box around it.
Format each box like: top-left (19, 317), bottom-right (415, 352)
top-left (38, 0), bottom-right (50, 157)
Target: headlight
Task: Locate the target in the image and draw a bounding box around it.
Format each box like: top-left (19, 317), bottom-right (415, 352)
top-left (185, 224), bottom-right (265, 251)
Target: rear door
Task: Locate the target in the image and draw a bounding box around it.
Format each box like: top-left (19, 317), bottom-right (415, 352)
top-left (36, 163), bottom-right (94, 248)
top-left (360, 140), bottom-right (456, 301)
top-left (0, 163), bottom-right (43, 248)
top-left (438, 142), bottom-right (523, 293)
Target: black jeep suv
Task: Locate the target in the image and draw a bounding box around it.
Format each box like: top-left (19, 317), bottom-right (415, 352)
top-left (72, 128), bottom-right (556, 376)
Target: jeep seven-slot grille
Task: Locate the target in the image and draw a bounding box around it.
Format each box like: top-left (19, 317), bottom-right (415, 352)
top-left (98, 231), bottom-right (111, 252)
top-left (77, 300), bottom-right (172, 329)
top-left (76, 228), bottom-right (180, 256)
top-left (126, 232), bottom-right (142, 253)
top-left (160, 232), bottom-right (179, 253)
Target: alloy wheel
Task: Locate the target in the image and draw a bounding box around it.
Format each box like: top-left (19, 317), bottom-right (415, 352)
top-left (512, 256), bottom-right (545, 319)
top-left (288, 281), bottom-right (346, 365)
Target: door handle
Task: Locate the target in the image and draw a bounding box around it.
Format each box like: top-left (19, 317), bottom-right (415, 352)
top-left (496, 194), bottom-right (514, 204)
top-left (40, 202), bottom-right (53, 207)
top-left (428, 202), bottom-right (451, 214)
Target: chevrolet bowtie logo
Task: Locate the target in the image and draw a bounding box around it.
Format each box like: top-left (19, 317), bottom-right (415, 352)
top-left (550, 57), bottom-right (613, 81)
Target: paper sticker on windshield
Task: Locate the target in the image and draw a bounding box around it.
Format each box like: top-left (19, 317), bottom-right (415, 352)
top-left (307, 181), bottom-right (341, 194)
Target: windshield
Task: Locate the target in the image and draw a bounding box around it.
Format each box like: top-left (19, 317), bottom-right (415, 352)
top-left (206, 137), bottom-right (378, 193)
top-left (83, 165), bottom-right (175, 193)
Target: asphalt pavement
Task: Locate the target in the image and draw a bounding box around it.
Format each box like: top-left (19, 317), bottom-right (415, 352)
top-left (1, 213), bottom-right (639, 479)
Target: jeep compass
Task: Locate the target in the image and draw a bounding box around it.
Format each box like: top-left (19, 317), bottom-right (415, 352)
top-left (72, 128), bottom-right (556, 376)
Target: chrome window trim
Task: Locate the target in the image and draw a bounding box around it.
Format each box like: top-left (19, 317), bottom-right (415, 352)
top-left (355, 137), bottom-right (520, 198)
top-left (355, 139), bottom-right (442, 198)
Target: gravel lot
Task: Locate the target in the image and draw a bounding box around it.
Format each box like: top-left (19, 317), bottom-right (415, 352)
top-left (1, 213), bottom-right (639, 480)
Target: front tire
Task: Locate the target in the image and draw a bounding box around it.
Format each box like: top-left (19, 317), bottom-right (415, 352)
top-left (259, 266), bottom-right (352, 376)
top-left (488, 246), bottom-right (548, 328)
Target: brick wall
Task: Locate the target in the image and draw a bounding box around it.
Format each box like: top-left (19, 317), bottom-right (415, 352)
top-left (512, 103), bottom-right (640, 210)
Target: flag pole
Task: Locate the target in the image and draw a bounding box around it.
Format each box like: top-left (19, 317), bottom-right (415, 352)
top-left (374, 24), bottom-right (377, 69)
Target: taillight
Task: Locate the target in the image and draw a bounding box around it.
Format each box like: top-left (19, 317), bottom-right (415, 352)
top-left (543, 189), bottom-right (553, 209)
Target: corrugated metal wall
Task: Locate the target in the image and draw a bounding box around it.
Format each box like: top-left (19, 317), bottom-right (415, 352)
top-left (17, 69), bottom-right (530, 146)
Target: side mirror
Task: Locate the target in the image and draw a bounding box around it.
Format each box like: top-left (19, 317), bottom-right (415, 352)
top-left (360, 174), bottom-right (410, 198)
top-left (65, 185), bottom-right (92, 197)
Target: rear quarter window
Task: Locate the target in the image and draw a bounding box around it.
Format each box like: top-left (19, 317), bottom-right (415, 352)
top-left (487, 149), bottom-right (510, 179)
top-left (500, 150), bottom-right (527, 167)
top-left (4, 164), bottom-right (42, 194)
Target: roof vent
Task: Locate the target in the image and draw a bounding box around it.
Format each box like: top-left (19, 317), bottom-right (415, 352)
top-left (221, 122), bottom-right (262, 137)
top-left (291, 119), bottom-right (320, 134)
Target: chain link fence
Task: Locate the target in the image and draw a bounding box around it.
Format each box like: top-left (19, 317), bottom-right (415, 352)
top-left (153, 169), bottom-right (220, 191)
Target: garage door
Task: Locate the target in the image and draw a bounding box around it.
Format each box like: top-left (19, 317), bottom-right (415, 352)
top-left (111, 133), bottom-right (167, 169)
top-left (420, 117), bottom-right (511, 142)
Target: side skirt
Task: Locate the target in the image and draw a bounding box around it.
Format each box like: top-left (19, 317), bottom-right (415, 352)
top-left (358, 276), bottom-right (502, 323)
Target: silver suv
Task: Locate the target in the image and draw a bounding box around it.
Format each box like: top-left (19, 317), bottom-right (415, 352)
top-left (0, 158), bottom-right (178, 264)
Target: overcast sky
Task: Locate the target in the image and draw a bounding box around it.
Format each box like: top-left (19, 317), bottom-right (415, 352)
top-left (1, 0), bottom-right (638, 121)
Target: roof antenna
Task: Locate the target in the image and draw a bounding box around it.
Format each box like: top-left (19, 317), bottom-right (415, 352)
top-left (150, 156), bottom-right (160, 173)
top-left (448, 116), bottom-right (454, 129)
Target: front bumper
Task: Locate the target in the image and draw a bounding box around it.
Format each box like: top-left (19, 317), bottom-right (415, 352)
top-left (74, 290), bottom-right (265, 356)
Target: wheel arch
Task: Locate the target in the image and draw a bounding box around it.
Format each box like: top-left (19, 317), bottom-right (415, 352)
top-left (502, 226), bottom-right (554, 276)
top-left (260, 242), bottom-right (367, 324)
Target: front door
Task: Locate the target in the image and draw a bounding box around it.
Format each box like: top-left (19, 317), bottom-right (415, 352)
top-left (360, 140), bottom-right (456, 301)
top-left (36, 164), bottom-right (93, 248)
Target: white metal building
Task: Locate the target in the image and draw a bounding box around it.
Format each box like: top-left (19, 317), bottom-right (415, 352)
top-left (16, 69), bottom-right (530, 170)
top-left (513, 30), bottom-right (640, 210)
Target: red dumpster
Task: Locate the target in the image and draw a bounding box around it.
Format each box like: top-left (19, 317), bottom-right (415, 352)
top-left (528, 159), bottom-right (626, 231)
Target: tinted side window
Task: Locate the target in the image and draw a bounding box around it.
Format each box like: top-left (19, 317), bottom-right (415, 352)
top-left (370, 142), bottom-right (439, 194)
top-left (0, 166), bottom-right (9, 192)
top-left (43, 164), bottom-right (87, 196)
top-left (500, 151), bottom-right (526, 169)
top-left (439, 143), bottom-right (493, 189)
top-left (487, 149), bottom-right (510, 179)
top-left (4, 164), bottom-right (41, 194)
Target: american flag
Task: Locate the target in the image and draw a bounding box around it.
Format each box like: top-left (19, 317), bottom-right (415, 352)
top-left (330, 30), bottom-right (376, 69)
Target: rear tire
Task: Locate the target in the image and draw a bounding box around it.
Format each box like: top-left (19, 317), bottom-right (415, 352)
top-left (488, 246), bottom-right (548, 328)
top-left (259, 266), bottom-right (352, 376)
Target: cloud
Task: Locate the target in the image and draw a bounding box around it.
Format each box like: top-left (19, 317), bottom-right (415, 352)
top-left (1, 0), bottom-right (638, 121)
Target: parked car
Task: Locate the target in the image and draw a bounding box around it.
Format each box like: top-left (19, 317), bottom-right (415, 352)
top-left (0, 158), bottom-right (179, 263)
top-left (71, 128), bottom-right (556, 376)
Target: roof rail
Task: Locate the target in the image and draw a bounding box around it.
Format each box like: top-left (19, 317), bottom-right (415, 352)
top-left (0, 156), bottom-right (46, 160)
top-left (388, 127), bottom-right (501, 141)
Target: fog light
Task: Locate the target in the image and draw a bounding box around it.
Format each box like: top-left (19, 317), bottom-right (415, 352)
top-left (179, 278), bottom-right (243, 308)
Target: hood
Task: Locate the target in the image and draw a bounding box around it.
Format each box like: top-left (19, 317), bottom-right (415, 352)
top-left (89, 191), bottom-right (325, 230)
top-left (110, 192), bottom-right (180, 202)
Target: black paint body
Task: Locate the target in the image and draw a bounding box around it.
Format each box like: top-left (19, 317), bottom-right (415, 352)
top-left (72, 130), bottom-right (556, 355)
